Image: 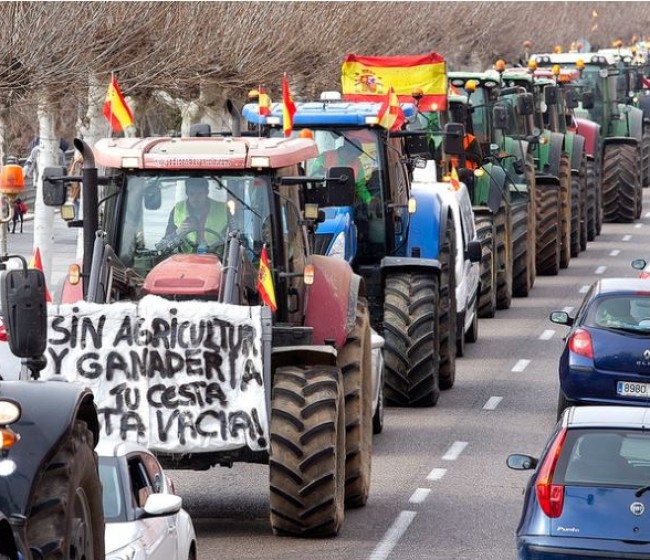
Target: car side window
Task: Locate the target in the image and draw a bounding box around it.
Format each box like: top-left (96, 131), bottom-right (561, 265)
top-left (141, 453), bottom-right (164, 494)
top-left (128, 456), bottom-right (154, 508)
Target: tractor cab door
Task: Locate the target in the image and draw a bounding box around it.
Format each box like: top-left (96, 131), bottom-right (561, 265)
top-left (385, 136), bottom-right (411, 256)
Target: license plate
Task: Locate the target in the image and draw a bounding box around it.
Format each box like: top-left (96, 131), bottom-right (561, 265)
top-left (617, 381), bottom-right (650, 398)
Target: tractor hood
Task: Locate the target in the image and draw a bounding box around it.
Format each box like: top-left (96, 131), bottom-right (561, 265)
top-left (142, 254), bottom-right (222, 298)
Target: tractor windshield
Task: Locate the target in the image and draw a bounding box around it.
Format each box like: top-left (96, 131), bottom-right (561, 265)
top-left (109, 172), bottom-right (272, 278)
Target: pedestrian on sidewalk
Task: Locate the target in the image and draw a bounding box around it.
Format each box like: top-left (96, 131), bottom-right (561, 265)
top-left (11, 198), bottom-right (26, 234)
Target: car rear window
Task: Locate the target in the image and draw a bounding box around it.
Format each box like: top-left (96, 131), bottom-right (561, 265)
top-left (585, 295), bottom-right (650, 332)
top-left (556, 429), bottom-right (650, 486)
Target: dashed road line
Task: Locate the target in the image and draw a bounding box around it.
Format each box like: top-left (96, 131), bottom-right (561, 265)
top-left (579, 285), bottom-right (590, 294)
top-left (426, 468), bottom-right (447, 481)
top-left (483, 396), bottom-right (503, 410)
top-left (623, 234), bottom-right (632, 241)
top-left (442, 441), bottom-right (468, 461)
top-left (539, 329), bottom-right (555, 340)
top-left (369, 510), bottom-right (418, 560)
top-left (408, 488), bottom-right (431, 504)
top-left (635, 223), bottom-right (643, 229)
top-left (609, 249), bottom-right (621, 257)
top-left (512, 359), bottom-right (531, 372)
top-left (645, 211), bottom-right (650, 219)
top-left (595, 265), bottom-right (607, 275)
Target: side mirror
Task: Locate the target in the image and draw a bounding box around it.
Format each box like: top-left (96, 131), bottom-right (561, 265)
top-left (517, 93), bottom-right (535, 116)
top-left (466, 240), bottom-right (482, 263)
top-left (492, 105), bottom-right (508, 130)
top-left (144, 185), bottom-right (162, 210)
top-left (304, 166), bottom-right (355, 207)
top-left (631, 258), bottom-right (647, 270)
top-left (143, 493), bottom-right (182, 517)
top-left (549, 310), bottom-right (573, 326)
top-left (405, 134), bottom-right (435, 159)
top-left (506, 453), bottom-right (538, 471)
top-left (544, 85), bottom-right (558, 106)
top-left (442, 122), bottom-right (465, 156)
top-left (565, 87), bottom-right (579, 109)
top-left (581, 91), bottom-right (595, 110)
top-left (43, 167), bottom-right (68, 206)
top-left (1, 268), bottom-right (48, 358)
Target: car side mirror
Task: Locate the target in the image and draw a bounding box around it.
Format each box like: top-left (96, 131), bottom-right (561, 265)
top-left (466, 240), bottom-right (482, 263)
top-left (581, 91), bottom-right (595, 110)
top-left (43, 167), bottom-right (68, 206)
top-left (1, 268), bottom-right (48, 358)
top-left (442, 122), bottom-right (465, 156)
top-left (506, 453), bottom-right (538, 471)
top-left (631, 258), bottom-right (647, 270)
top-left (550, 310), bottom-right (573, 326)
top-left (143, 493), bottom-right (182, 517)
top-left (144, 185), bottom-right (162, 210)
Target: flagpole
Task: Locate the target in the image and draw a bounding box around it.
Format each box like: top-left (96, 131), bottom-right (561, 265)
top-left (108, 72), bottom-right (114, 138)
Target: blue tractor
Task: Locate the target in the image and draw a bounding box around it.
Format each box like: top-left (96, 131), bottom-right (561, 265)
top-left (243, 96), bottom-right (475, 405)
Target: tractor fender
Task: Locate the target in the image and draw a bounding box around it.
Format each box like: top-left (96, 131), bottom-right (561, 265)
top-left (304, 254), bottom-right (361, 349)
top-left (380, 256), bottom-right (441, 275)
top-left (575, 118), bottom-right (601, 159)
top-left (546, 132), bottom-right (565, 177)
top-left (406, 181), bottom-right (443, 259)
top-left (0, 381), bottom-right (98, 517)
top-left (570, 133), bottom-right (586, 173)
top-left (535, 174), bottom-right (562, 191)
top-left (272, 344), bottom-right (338, 370)
top-left (602, 136), bottom-right (639, 148)
top-left (614, 104), bottom-right (643, 141)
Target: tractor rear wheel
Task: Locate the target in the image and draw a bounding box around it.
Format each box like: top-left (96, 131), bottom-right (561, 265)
top-left (602, 143), bottom-right (640, 223)
top-left (559, 154), bottom-right (572, 268)
top-left (439, 212), bottom-right (457, 390)
top-left (475, 214), bottom-right (497, 319)
top-left (495, 205), bottom-right (512, 310)
top-left (337, 299), bottom-right (373, 508)
top-left (570, 173), bottom-right (581, 258)
top-left (511, 203), bottom-right (531, 298)
top-left (383, 272), bottom-right (440, 407)
top-left (26, 419), bottom-right (104, 560)
top-left (535, 183), bottom-right (561, 276)
top-left (642, 127), bottom-right (650, 189)
top-left (270, 366), bottom-right (345, 537)
top-left (586, 159), bottom-right (598, 241)
top-left (578, 160), bottom-right (588, 252)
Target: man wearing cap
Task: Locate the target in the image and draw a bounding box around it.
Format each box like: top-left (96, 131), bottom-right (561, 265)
top-left (164, 177), bottom-right (228, 253)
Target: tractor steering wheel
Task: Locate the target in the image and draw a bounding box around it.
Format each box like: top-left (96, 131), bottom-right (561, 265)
top-left (179, 227), bottom-right (227, 252)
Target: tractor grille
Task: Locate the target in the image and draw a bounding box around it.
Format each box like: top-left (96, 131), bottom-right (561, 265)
top-left (313, 233), bottom-right (334, 255)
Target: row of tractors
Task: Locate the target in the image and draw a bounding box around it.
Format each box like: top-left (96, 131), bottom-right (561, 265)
top-left (0, 46), bottom-right (649, 557)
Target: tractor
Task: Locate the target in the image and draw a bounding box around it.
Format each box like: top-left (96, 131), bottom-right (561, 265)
top-left (41, 128), bottom-right (374, 537)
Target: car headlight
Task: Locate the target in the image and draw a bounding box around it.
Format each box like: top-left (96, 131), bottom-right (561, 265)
top-left (106, 545), bottom-right (137, 560)
top-left (327, 232), bottom-right (346, 260)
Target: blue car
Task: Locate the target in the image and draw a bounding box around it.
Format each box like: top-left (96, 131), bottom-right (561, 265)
top-left (508, 405), bottom-right (650, 560)
top-left (550, 278), bottom-right (650, 419)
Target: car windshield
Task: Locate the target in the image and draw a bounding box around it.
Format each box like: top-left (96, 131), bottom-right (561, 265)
top-left (585, 294), bottom-right (650, 333)
top-left (556, 429), bottom-right (650, 487)
top-left (113, 172), bottom-right (272, 278)
top-left (98, 457), bottom-right (127, 522)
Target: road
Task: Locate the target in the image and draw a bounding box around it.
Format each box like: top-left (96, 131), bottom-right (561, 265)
top-left (7, 198), bottom-right (646, 559)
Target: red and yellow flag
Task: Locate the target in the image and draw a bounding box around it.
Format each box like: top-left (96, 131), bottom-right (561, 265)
top-left (258, 86), bottom-right (272, 116)
top-left (377, 87), bottom-right (406, 132)
top-left (103, 75), bottom-right (134, 133)
top-left (341, 53), bottom-right (447, 110)
top-left (450, 165), bottom-right (461, 191)
top-left (29, 247), bottom-right (52, 302)
top-left (257, 245), bottom-right (277, 312)
top-left (282, 74), bottom-right (296, 137)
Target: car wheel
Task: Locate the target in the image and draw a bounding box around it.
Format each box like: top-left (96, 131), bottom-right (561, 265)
top-left (556, 390), bottom-right (576, 421)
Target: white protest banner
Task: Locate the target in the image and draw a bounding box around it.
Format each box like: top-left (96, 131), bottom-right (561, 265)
top-left (43, 295), bottom-right (267, 453)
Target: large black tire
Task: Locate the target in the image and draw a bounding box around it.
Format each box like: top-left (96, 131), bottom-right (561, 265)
top-left (642, 128), bottom-right (650, 189)
top-left (475, 213), bottom-right (497, 318)
top-left (511, 202), bottom-right (531, 298)
top-left (602, 143), bottom-right (640, 223)
top-left (439, 212), bottom-right (457, 390)
top-left (270, 366), bottom-right (346, 537)
top-left (494, 204), bottom-right (512, 310)
top-left (569, 174), bottom-right (582, 257)
top-left (559, 154), bottom-right (572, 269)
top-left (535, 182), bottom-right (562, 276)
top-left (585, 159), bottom-right (598, 241)
top-left (383, 272), bottom-right (440, 407)
top-left (27, 419), bottom-right (104, 560)
top-left (337, 300), bottom-right (373, 509)
top-left (578, 158), bottom-right (588, 252)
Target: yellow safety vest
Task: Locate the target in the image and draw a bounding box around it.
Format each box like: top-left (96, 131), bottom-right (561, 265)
top-left (173, 199), bottom-right (227, 250)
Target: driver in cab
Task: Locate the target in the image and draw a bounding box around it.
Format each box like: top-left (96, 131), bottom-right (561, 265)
top-left (164, 177), bottom-right (228, 253)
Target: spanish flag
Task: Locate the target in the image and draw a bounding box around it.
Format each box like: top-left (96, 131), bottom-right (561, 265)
top-left (103, 75), bottom-right (134, 133)
top-left (257, 245), bottom-right (277, 312)
top-left (258, 86), bottom-right (272, 116)
top-left (377, 87), bottom-right (405, 132)
top-left (450, 165), bottom-right (461, 191)
top-left (342, 53), bottom-right (447, 110)
top-left (282, 74), bottom-right (296, 138)
top-left (29, 247), bottom-right (52, 302)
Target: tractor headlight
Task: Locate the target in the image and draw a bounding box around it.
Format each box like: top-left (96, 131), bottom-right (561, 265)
top-left (327, 232), bottom-right (346, 260)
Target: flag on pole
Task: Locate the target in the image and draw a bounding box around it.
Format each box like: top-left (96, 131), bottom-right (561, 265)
top-left (642, 75), bottom-right (650, 89)
top-left (377, 86), bottom-right (406, 132)
top-left (258, 86), bottom-right (272, 116)
top-left (282, 74), bottom-right (296, 137)
top-left (103, 75), bottom-right (134, 133)
top-left (29, 247), bottom-right (52, 302)
top-left (257, 245), bottom-right (277, 312)
top-left (450, 165), bottom-right (461, 191)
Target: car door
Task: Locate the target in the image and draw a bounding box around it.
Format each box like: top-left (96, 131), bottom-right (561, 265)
top-left (127, 453), bottom-right (177, 560)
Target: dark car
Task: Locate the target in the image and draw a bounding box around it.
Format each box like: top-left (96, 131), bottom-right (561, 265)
top-left (550, 278), bottom-right (650, 419)
top-left (508, 406), bottom-right (650, 560)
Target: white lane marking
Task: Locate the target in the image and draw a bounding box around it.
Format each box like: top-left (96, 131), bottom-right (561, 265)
top-left (623, 234), bottom-right (632, 242)
top-left (609, 249), bottom-right (621, 257)
top-left (369, 510), bottom-right (418, 560)
top-left (645, 211), bottom-right (650, 219)
top-left (408, 488), bottom-right (431, 504)
top-left (483, 396), bottom-right (503, 410)
top-left (595, 266), bottom-right (607, 275)
top-left (442, 441), bottom-right (468, 461)
top-left (579, 285), bottom-right (590, 294)
top-left (511, 359), bottom-right (531, 372)
top-left (563, 306), bottom-right (575, 314)
top-left (635, 223), bottom-right (643, 229)
top-left (539, 329), bottom-right (555, 340)
top-left (426, 468), bottom-right (447, 481)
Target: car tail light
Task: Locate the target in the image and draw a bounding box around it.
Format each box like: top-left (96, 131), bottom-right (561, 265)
top-left (568, 328), bottom-right (593, 359)
top-left (536, 427), bottom-right (567, 518)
